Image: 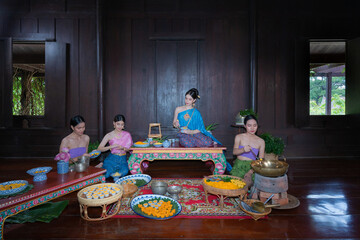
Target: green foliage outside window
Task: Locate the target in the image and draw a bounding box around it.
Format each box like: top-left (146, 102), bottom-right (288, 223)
top-left (12, 76), bottom-right (45, 116)
top-left (309, 75), bottom-right (345, 115)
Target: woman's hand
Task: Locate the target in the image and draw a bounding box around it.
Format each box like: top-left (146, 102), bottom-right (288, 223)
top-left (173, 120), bottom-right (180, 129)
top-left (243, 145), bottom-right (252, 152)
top-left (182, 129), bottom-right (192, 135)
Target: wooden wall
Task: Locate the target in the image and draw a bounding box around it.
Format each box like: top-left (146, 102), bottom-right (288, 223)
top-left (0, 0), bottom-right (98, 157)
top-left (0, 0), bottom-right (360, 159)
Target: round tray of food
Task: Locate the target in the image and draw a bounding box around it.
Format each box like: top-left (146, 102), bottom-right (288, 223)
top-left (133, 141), bottom-right (150, 148)
top-left (131, 194), bottom-right (182, 220)
top-left (202, 175), bottom-right (248, 197)
top-left (27, 167), bottom-right (52, 182)
top-left (0, 180), bottom-right (29, 196)
top-left (115, 174), bottom-right (151, 187)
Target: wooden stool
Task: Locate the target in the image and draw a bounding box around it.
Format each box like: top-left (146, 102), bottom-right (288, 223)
top-left (251, 173), bottom-right (289, 206)
top-left (148, 123), bottom-right (162, 138)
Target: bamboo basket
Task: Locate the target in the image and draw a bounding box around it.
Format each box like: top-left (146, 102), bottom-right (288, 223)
top-left (202, 175), bottom-right (248, 197)
top-left (202, 175), bottom-right (248, 210)
top-left (77, 183), bottom-right (123, 221)
top-left (121, 183), bottom-right (138, 198)
top-left (239, 198), bottom-right (272, 220)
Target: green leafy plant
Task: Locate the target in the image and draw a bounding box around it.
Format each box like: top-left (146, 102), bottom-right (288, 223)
top-left (259, 133), bottom-right (285, 155)
top-left (239, 109), bottom-right (257, 118)
top-left (205, 123), bottom-right (219, 131)
top-left (88, 140), bottom-right (100, 152)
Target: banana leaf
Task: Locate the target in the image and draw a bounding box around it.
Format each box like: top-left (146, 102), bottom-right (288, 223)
top-left (6, 200), bottom-right (69, 224)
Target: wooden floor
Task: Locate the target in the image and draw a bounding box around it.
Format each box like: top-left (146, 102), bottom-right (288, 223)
top-left (2, 157), bottom-right (360, 239)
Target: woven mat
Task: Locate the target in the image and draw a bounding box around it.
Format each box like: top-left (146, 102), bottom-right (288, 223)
top-left (114, 178), bottom-right (254, 219)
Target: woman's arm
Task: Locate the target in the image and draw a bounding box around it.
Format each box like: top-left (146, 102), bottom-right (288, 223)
top-left (59, 137), bottom-right (69, 152)
top-left (258, 138), bottom-right (265, 159)
top-left (233, 134), bottom-right (247, 156)
top-left (97, 133), bottom-right (116, 152)
top-left (173, 107), bottom-right (180, 128)
top-left (182, 129), bottom-right (200, 134)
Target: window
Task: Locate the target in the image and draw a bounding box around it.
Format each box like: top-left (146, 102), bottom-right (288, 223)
top-left (309, 41), bottom-right (345, 115)
top-left (12, 41), bottom-right (45, 116)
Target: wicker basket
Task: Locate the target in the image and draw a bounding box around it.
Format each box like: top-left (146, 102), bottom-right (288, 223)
top-left (202, 175), bottom-right (248, 210)
top-left (202, 175), bottom-right (248, 197)
top-left (77, 183), bottom-right (123, 221)
top-left (122, 183), bottom-right (138, 198)
top-left (239, 198), bottom-right (272, 220)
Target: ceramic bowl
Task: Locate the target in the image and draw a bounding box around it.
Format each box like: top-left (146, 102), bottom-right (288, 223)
top-left (153, 142), bottom-right (163, 148)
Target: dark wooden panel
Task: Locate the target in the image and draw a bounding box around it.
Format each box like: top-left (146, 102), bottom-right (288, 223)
top-left (21, 17), bottom-right (37, 33)
top-left (30, 0), bottom-right (66, 13)
top-left (55, 18), bottom-right (79, 121)
top-left (155, 41), bottom-right (199, 127)
top-left (38, 17), bottom-right (55, 38)
top-left (0, 38), bottom-right (12, 128)
top-left (0, 0), bottom-right (30, 13)
top-left (79, 17), bottom-right (98, 131)
top-left (67, 0), bottom-right (96, 13)
top-left (103, 17), bottom-right (133, 132)
top-left (346, 37), bottom-right (360, 115)
top-left (45, 41), bottom-right (67, 128)
top-left (128, 18), bottom-right (155, 134)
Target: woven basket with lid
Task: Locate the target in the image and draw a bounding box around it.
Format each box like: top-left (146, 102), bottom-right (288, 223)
top-left (77, 183), bottom-right (123, 221)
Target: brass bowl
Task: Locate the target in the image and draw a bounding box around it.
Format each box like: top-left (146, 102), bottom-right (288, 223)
top-left (251, 159), bottom-right (289, 177)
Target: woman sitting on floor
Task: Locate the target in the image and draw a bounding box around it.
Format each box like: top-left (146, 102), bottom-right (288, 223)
top-left (172, 88), bottom-right (221, 147)
top-left (230, 115), bottom-right (265, 185)
top-left (59, 115), bottom-right (90, 161)
top-left (96, 114), bottom-right (133, 178)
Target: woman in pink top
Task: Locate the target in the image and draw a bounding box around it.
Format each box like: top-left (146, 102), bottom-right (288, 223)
top-left (230, 115), bottom-right (265, 185)
top-left (97, 114), bottom-right (133, 178)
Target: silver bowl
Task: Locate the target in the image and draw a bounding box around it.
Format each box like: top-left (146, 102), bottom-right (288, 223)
top-left (75, 162), bottom-right (87, 172)
top-left (167, 185), bottom-right (182, 200)
top-left (78, 155), bottom-right (90, 167)
top-left (151, 181), bottom-right (168, 195)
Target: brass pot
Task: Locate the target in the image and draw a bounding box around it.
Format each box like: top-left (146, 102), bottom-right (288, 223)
top-left (251, 159), bottom-right (289, 177)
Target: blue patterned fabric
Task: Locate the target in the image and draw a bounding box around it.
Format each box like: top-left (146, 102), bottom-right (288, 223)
top-left (103, 153), bottom-right (129, 178)
top-left (177, 108), bottom-right (221, 145)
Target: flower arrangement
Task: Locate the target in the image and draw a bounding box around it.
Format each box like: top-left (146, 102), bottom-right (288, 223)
top-left (54, 148), bottom-right (70, 162)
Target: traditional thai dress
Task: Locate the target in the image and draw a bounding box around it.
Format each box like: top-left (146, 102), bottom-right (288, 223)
top-left (69, 147), bottom-right (87, 159)
top-left (103, 131), bottom-right (133, 178)
top-left (230, 145), bottom-right (259, 180)
top-left (177, 108), bottom-right (221, 147)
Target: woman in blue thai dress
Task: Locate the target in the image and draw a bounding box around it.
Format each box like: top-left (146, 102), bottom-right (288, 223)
top-left (172, 88), bottom-right (221, 147)
top-left (59, 115), bottom-right (90, 161)
top-left (97, 114), bottom-right (133, 178)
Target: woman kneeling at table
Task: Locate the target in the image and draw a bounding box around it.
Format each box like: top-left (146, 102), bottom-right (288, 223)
top-left (230, 115), bottom-right (265, 185)
top-left (172, 88), bottom-right (221, 147)
top-left (59, 115), bottom-right (90, 161)
top-left (97, 114), bottom-right (133, 178)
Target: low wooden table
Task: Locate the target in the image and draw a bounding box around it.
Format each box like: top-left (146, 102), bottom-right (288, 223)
top-left (0, 166), bottom-right (106, 239)
top-left (128, 143), bottom-right (227, 175)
